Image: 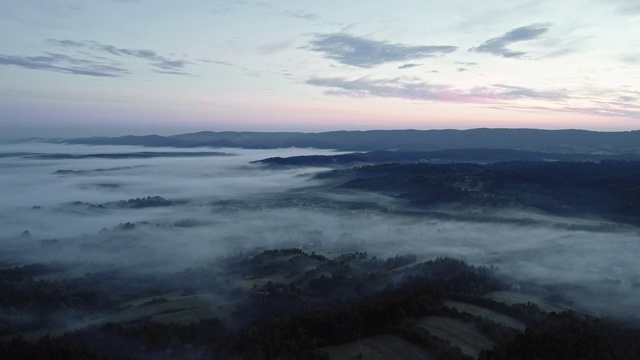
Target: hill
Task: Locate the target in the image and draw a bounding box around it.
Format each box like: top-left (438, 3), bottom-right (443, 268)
top-left (63, 129), bottom-right (640, 154)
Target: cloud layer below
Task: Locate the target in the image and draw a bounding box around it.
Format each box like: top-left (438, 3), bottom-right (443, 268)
top-left (1, 142), bottom-right (639, 320)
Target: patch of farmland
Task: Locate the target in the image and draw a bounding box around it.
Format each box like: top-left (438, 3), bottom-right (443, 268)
top-left (444, 300), bottom-right (526, 331)
top-left (416, 316), bottom-right (494, 359)
top-left (483, 291), bottom-right (571, 313)
top-left (323, 334), bottom-right (434, 360)
top-left (111, 292), bottom-right (223, 323)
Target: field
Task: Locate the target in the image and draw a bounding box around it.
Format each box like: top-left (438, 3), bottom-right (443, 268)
top-left (110, 292), bottom-right (226, 324)
top-left (444, 300), bottom-right (526, 331)
top-left (323, 334), bottom-right (434, 360)
top-left (483, 291), bottom-right (572, 313)
top-left (415, 316), bottom-right (494, 359)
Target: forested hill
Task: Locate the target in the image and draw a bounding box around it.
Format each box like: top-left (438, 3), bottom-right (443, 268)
top-left (255, 149), bottom-right (640, 167)
top-left (63, 128), bottom-right (640, 153)
top-left (319, 160), bottom-right (640, 224)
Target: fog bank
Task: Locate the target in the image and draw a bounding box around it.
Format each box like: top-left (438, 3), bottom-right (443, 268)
top-left (1, 141), bottom-right (639, 319)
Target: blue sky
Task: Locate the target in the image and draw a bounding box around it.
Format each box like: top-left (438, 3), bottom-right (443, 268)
top-left (1, 0), bottom-right (639, 137)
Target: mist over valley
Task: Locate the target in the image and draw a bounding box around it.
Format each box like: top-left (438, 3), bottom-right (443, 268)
top-left (2, 133), bottom-right (640, 359)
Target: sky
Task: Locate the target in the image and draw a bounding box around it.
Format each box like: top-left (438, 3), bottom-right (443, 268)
top-left (1, 0), bottom-right (639, 137)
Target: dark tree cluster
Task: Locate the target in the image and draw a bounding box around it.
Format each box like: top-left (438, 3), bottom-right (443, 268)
top-left (4, 250), bottom-right (639, 359)
top-left (118, 196), bottom-right (175, 208)
top-left (231, 286), bottom-right (446, 360)
top-left (479, 311), bottom-right (640, 360)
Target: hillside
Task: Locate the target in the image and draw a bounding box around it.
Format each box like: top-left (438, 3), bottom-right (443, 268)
top-left (63, 129), bottom-right (640, 154)
top-left (317, 160), bottom-right (640, 224)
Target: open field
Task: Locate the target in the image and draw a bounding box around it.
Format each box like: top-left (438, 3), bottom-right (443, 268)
top-left (323, 334), bottom-right (434, 360)
top-left (111, 292), bottom-right (226, 323)
top-left (484, 291), bottom-right (573, 313)
top-left (444, 300), bottom-right (526, 331)
top-left (416, 316), bottom-right (494, 359)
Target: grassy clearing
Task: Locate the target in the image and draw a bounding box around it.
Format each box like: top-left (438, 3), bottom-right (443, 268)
top-left (483, 291), bottom-right (571, 313)
top-left (416, 316), bottom-right (494, 359)
top-left (444, 300), bottom-right (526, 331)
top-left (111, 292), bottom-right (224, 323)
top-left (323, 334), bottom-right (434, 360)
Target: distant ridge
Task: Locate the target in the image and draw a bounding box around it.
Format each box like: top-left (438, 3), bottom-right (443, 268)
top-left (63, 128), bottom-right (640, 154)
top-left (254, 149), bottom-right (640, 166)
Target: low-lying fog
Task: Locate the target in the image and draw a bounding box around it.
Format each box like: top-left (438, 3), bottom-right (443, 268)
top-left (1, 140), bottom-right (639, 320)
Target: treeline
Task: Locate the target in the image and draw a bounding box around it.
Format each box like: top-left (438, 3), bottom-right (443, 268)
top-left (1, 255), bottom-right (498, 359)
top-left (231, 286), bottom-right (449, 359)
top-left (6, 281), bottom-right (639, 359)
top-left (0, 282), bottom-right (455, 359)
top-left (4, 252), bottom-right (639, 359)
top-left (0, 252), bottom-right (497, 333)
top-left (328, 160), bottom-right (640, 223)
top-left (256, 149), bottom-right (640, 167)
top-left (479, 311), bottom-right (640, 359)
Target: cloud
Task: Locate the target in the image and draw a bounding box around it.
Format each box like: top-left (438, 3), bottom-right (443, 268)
top-left (0, 40), bottom-right (191, 77)
top-left (490, 84), bottom-right (566, 100)
top-left (48, 39), bottom-right (190, 73)
top-left (258, 39), bottom-right (295, 55)
top-left (471, 23), bottom-right (551, 58)
top-left (397, 63), bottom-right (422, 69)
top-left (201, 59), bottom-right (233, 66)
top-left (614, 0), bottom-right (640, 15)
top-left (0, 53), bottom-right (128, 77)
top-left (508, 102), bottom-right (640, 121)
top-left (454, 62), bottom-right (478, 73)
top-left (307, 33), bottom-right (457, 68)
top-left (483, 88), bottom-right (640, 121)
top-left (306, 76), bottom-right (566, 103)
top-left (621, 54), bottom-right (640, 64)
top-left (280, 10), bottom-right (320, 21)
top-left (618, 95), bottom-right (637, 102)
top-left (46, 39), bottom-right (86, 47)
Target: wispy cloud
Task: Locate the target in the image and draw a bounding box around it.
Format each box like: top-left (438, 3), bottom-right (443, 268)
top-left (621, 54), bottom-right (640, 64)
top-left (617, 94), bottom-right (638, 102)
top-left (214, 0), bottom-right (273, 11)
top-left (0, 39), bottom-right (192, 77)
top-left (307, 33), bottom-right (457, 68)
top-left (471, 23), bottom-right (551, 58)
top-left (521, 103), bottom-right (640, 120)
top-left (397, 63), bottom-right (422, 69)
top-left (614, 0), bottom-right (640, 15)
top-left (48, 39), bottom-right (190, 73)
top-left (490, 84), bottom-right (565, 100)
top-left (201, 59), bottom-right (233, 66)
top-left (307, 76), bottom-right (640, 121)
top-left (280, 10), bottom-right (320, 21)
top-left (211, 7), bottom-right (233, 14)
top-left (454, 62), bottom-right (478, 73)
top-left (274, 8), bottom-right (344, 27)
top-left (258, 39), bottom-right (295, 55)
top-left (0, 53), bottom-right (128, 77)
top-left (306, 76), bottom-right (566, 103)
